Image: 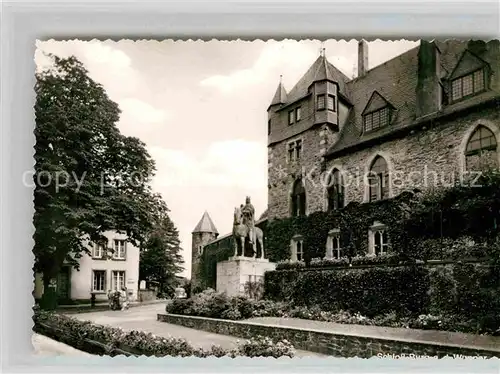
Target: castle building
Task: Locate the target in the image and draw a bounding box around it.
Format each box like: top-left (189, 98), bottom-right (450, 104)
top-left (192, 40), bottom-right (500, 286)
top-left (267, 40), bottom-right (500, 259)
top-left (267, 40), bottom-right (500, 221)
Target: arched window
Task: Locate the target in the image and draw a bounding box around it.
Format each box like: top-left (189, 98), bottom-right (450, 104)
top-left (465, 126), bottom-right (498, 171)
top-left (327, 169), bottom-right (344, 211)
top-left (368, 156), bottom-right (389, 202)
top-left (291, 179), bottom-right (306, 216)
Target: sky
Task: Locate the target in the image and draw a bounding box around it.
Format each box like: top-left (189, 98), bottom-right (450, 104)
top-left (35, 39), bottom-right (419, 278)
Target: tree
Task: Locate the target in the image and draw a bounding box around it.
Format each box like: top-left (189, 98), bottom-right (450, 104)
top-left (34, 54), bottom-right (160, 304)
top-left (139, 212), bottom-right (185, 297)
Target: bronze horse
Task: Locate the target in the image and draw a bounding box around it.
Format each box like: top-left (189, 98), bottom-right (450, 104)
top-left (233, 206), bottom-right (265, 259)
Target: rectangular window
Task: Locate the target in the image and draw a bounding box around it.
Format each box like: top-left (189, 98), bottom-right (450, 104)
top-left (327, 95), bottom-right (336, 111)
top-left (295, 107), bottom-right (302, 121)
top-left (295, 140), bottom-right (302, 160)
top-left (451, 69), bottom-right (485, 101)
top-left (296, 241), bottom-right (304, 261)
top-left (317, 94), bottom-right (326, 110)
top-left (288, 140), bottom-right (302, 163)
top-left (113, 240), bottom-right (127, 260)
top-left (288, 110), bottom-right (294, 125)
top-left (92, 270), bottom-right (106, 292)
top-left (374, 230), bottom-right (389, 255)
top-left (92, 242), bottom-right (105, 259)
top-left (332, 235), bottom-right (342, 259)
top-left (288, 142), bottom-right (295, 162)
top-left (112, 270), bottom-right (126, 291)
top-left (268, 119), bottom-right (271, 135)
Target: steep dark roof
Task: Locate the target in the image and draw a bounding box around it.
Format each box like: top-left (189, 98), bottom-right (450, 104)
top-left (269, 81), bottom-right (287, 107)
top-left (285, 54), bottom-right (351, 104)
top-left (192, 211), bottom-right (218, 234)
top-left (325, 40), bottom-right (476, 157)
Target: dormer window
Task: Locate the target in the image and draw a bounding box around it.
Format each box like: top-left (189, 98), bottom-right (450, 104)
top-left (317, 94), bottom-right (326, 110)
top-left (288, 110), bottom-right (295, 125)
top-left (451, 69), bottom-right (485, 102)
top-left (363, 107), bottom-right (391, 133)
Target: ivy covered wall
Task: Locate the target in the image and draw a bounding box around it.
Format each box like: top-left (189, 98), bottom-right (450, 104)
top-left (197, 172), bottom-right (500, 289)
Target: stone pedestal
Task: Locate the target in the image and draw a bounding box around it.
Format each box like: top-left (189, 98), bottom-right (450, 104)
top-left (216, 257), bottom-right (276, 297)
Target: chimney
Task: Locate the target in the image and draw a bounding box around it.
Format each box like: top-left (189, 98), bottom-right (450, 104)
top-left (416, 41), bottom-right (441, 118)
top-left (358, 40), bottom-right (369, 77)
top-left (467, 40), bottom-right (487, 56)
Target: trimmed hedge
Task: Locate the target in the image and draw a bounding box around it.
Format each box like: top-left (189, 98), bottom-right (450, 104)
top-left (165, 288), bottom-right (500, 335)
top-left (264, 259), bottom-right (500, 334)
top-left (264, 265), bottom-right (429, 317)
top-left (33, 308), bottom-right (296, 357)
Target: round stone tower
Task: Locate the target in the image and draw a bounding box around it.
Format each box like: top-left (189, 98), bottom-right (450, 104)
top-left (191, 211), bottom-right (218, 291)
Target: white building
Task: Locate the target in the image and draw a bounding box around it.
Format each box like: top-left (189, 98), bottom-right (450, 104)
top-left (34, 231), bottom-right (140, 303)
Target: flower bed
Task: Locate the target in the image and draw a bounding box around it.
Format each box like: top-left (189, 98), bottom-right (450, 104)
top-left (32, 307), bottom-right (295, 358)
top-left (166, 289), bottom-right (500, 336)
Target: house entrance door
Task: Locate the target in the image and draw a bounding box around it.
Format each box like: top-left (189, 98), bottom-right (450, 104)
top-left (57, 267), bottom-right (71, 301)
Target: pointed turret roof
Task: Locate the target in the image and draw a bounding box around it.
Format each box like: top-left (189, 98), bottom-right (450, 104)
top-left (269, 79), bottom-right (287, 108)
top-left (192, 211), bottom-right (218, 234)
top-left (286, 54), bottom-right (351, 104)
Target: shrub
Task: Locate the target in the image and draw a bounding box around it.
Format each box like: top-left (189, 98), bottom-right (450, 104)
top-left (244, 279), bottom-right (264, 300)
top-left (237, 336), bottom-right (295, 358)
top-left (275, 260), bottom-right (305, 271)
top-left (166, 289), bottom-right (258, 321)
top-left (33, 309), bottom-right (296, 357)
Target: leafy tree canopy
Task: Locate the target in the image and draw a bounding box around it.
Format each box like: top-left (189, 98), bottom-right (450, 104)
top-left (139, 213), bottom-right (185, 296)
top-left (34, 54), bottom-right (167, 288)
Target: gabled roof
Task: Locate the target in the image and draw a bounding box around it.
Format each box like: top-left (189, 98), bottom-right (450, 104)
top-left (361, 91), bottom-right (395, 115)
top-left (448, 49), bottom-right (490, 80)
top-left (192, 211), bottom-right (218, 234)
top-left (326, 40), bottom-right (480, 158)
top-left (285, 54), bottom-right (351, 104)
top-left (269, 81), bottom-right (287, 108)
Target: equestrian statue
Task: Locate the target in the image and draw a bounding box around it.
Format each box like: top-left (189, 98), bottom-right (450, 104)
top-left (232, 196), bottom-right (265, 259)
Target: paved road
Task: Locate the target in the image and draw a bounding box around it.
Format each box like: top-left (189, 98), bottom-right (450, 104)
top-left (71, 304), bottom-right (326, 357)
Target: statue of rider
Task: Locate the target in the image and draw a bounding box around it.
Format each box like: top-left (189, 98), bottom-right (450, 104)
top-left (241, 196), bottom-right (255, 245)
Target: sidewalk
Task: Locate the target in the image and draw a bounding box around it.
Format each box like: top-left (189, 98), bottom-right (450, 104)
top-left (246, 316), bottom-right (500, 353)
top-left (72, 304), bottom-right (326, 358)
top-left (58, 299), bottom-right (165, 313)
top-left (32, 333), bottom-right (93, 356)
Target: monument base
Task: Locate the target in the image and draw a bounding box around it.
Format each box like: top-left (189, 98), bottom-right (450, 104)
top-left (216, 257), bottom-right (276, 297)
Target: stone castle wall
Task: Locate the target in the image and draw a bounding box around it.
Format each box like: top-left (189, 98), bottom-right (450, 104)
top-left (268, 106), bottom-right (500, 220)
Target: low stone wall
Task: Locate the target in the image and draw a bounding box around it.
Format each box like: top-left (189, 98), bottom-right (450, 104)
top-left (158, 313), bottom-right (500, 358)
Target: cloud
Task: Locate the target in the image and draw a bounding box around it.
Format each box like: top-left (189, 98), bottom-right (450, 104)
top-left (36, 40), bottom-right (143, 100)
top-left (119, 98), bottom-right (168, 124)
top-left (200, 41), bottom-right (318, 93)
top-left (150, 140), bottom-right (267, 190)
top-left (81, 42), bottom-right (131, 69)
top-left (327, 54), bottom-right (356, 78)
